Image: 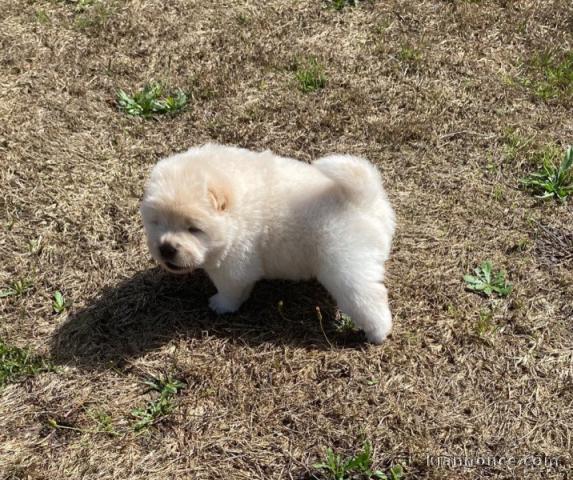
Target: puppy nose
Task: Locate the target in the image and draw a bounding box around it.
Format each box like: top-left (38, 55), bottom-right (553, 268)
top-left (159, 242), bottom-right (177, 260)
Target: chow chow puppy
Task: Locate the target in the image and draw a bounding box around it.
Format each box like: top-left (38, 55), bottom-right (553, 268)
top-left (140, 144), bottom-right (395, 343)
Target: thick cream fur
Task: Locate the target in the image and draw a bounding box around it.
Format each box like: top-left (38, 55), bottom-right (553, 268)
top-left (141, 143), bottom-right (395, 343)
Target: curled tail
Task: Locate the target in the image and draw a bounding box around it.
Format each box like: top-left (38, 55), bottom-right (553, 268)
top-left (313, 154), bottom-right (386, 206)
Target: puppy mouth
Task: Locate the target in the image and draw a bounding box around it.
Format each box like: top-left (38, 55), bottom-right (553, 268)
top-left (164, 261), bottom-right (187, 272)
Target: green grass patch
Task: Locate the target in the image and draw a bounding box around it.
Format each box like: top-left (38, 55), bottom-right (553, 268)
top-left (520, 50), bottom-right (573, 101)
top-left (491, 184), bottom-right (505, 202)
top-left (327, 0), bottom-right (358, 11)
top-left (0, 279), bottom-right (33, 298)
top-left (475, 310), bottom-right (496, 337)
top-left (397, 45), bottom-right (421, 64)
top-left (131, 376), bottom-right (185, 431)
top-left (35, 9), bottom-right (50, 23)
top-left (501, 128), bottom-right (533, 163)
top-left (314, 441), bottom-right (403, 480)
top-left (521, 146), bottom-right (573, 201)
top-left (464, 261), bottom-right (512, 297)
top-left (117, 83), bottom-right (188, 117)
top-left (68, 0), bottom-right (98, 11)
top-left (0, 340), bottom-right (53, 387)
top-left (235, 12), bottom-right (251, 25)
top-left (295, 58), bottom-right (327, 93)
top-left (86, 408), bottom-right (119, 435)
top-left (73, 1), bottom-right (111, 30)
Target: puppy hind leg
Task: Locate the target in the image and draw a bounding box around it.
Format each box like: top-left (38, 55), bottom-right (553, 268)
top-left (320, 276), bottom-right (392, 344)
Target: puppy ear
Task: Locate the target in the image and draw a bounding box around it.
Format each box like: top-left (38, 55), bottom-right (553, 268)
top-left (207, 184), bottom-right (230, 212)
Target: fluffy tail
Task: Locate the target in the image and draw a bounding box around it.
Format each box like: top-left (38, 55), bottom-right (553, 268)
top-left (313, 154), bottom-right (385, 205)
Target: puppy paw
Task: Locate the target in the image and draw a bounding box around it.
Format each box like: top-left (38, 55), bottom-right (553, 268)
top-left (365, 303), bottom-right (393, 344)
top-left (365, 328), bottom-right (390, 344)
top-left (209, 293), bottom-right (240, 314)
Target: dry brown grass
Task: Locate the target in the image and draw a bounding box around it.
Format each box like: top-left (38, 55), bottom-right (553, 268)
top-left (1, 0), bottom-right (572, 478)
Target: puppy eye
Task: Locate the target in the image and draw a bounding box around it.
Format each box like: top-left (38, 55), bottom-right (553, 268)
top-left (188, 226), bottom-right (203, 234)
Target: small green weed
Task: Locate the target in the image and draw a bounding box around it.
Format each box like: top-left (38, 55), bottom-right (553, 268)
top-left (529, 143), bottom-right (562, 168)
top-left (52, 291), bottom-right (68, 314)
top-left (521, 50), bottom-right (573, 100)
top-left (335, 313), bottom-right (358, 334)
top-left (131, 376), bottom-right (185, 431)
top-left (384, 466), bottom-right (403, 480)
top-left (374, 20), bottom-right (391, 35)
top-left (464, 261), bottom-right (512, 297)
top-left (117, 83), bottom-right (188, 117)
top-left (87, 409), bottom-right (118, 435)
top-left (70, 0), bottom-right (97, 11)
top-left (327, 0), bottom-right (357, 10)
top-left (74, 1), bottom-right (110, 30)
top-left (475, 310), bottom-right (495, 336)
top-left (492, 185), bottom-right (505, 202)
top-left (236, 13), bottom-right (251, 25)
top-left (27, 237), bottom-right (42, 255)
top-left (521, 146), bottom-right (573, 201)
top-left (48, 414), bottom-right (119, 436)
top-left (501, 129), bottom-right (533, 163)
top-left (5, 218), bottom-right (15, 231)
top-left (397, 46), bottom-right (421, 63)
top-left (0, 340), bottom-right (52, 387)
top-left (511, 238), bottom-right (530, 252)
top-left (0, 279), bottom-right (33, 298)
top-left (35, 9), bottom-right (50, 23)
top-left (295, 58), bottom-right (327, 93)
top-left (314, 441), bottom-right (403, 480)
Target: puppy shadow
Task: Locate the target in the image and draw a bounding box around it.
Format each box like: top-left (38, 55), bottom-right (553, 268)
top-left (50, 268), bottom-right (366, 369)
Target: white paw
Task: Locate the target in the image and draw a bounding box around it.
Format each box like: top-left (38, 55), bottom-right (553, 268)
top-left (209, 293), bottom-right (239, 314)
top-left (365, 307), bottom-right (392, 344)
top-left (365, 327), bottom-right (391, 344)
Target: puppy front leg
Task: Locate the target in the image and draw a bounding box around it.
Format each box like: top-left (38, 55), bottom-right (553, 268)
top-left (208, 274), bottom-right (255, 315)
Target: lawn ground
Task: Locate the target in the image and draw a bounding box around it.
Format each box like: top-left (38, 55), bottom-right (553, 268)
top-left (1, 0), bottom-right (572, 479)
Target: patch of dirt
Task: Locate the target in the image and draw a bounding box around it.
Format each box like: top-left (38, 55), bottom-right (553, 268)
top-left (535, 223), bottom-right (573, 268)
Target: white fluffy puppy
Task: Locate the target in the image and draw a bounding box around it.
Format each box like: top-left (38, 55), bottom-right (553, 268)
top-left (140, 144), bottom-right (395, 343)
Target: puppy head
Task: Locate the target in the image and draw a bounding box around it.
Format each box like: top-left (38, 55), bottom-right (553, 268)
top-left (140, 153), bottom-right (232, 274)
